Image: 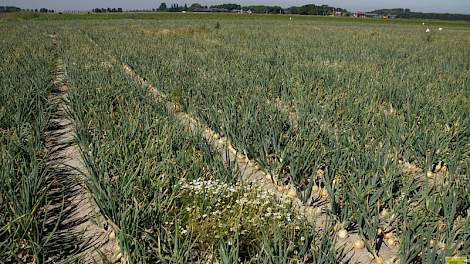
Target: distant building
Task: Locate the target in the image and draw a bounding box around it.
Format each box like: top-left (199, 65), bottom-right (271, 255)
top-left (232, 9), bottom-right (252, 14)
top-left (334, 11), bottom-right (344, 16)
top-left (352, 11), bottom-right (365, 18)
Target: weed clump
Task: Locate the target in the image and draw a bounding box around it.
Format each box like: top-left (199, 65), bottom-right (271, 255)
top-left (179, 178), bottom-right (316, 261)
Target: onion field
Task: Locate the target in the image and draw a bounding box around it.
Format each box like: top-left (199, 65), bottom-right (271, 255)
top-left (1, 14), bottom-right (469, 264)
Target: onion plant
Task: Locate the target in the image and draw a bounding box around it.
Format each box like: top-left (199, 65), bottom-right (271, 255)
top-left (59, 26), bottom-right (340, 263)
top-left (4, 16), bottom-right (469, 262)
top-left (83, 18), bottom-right (469, 261)
top-left (0, 23), bottom-right (85, 262)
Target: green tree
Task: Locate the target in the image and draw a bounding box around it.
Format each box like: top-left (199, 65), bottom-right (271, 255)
top-left (189, 3), bottom-right (202, 12)
top-left (158, 2), bottom-right (167, 11)
top-left (210, 4), bottom-right (241, 10)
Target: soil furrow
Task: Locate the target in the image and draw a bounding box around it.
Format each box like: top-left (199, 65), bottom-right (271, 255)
top-left (48, 34), bottom-right (116, 263)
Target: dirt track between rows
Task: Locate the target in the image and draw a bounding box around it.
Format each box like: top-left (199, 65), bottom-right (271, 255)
top-left (48, 34), bottom-right (117, 263)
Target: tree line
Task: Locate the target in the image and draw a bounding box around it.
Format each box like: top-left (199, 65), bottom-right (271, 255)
top-left (372, 8), bottom-right (470, 21)
top-left (0, 6), bottom-right (54, 13)
top-left (3, 4), bottom-right (469, 21)
top-left (155, 2), bottom-right (346, 15)
top-left (289, 4), bottom-right (347, 15)
top-left (92, 8), bottom-right (123, 13)
top-left (0, 6), bottom-right (21, 12)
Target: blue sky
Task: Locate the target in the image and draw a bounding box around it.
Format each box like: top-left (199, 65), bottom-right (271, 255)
top-left (4, 0), bottom-right (470, 14)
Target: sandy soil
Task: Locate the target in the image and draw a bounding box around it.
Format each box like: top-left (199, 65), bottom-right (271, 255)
top-left (48, 34), bottom-right (117, 263)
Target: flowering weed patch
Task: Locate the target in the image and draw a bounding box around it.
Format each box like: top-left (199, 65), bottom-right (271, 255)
top-left (178, 179), bottom-right (339, 262)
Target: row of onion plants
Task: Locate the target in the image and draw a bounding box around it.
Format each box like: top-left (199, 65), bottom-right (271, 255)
top-left (82, 19), bottom-right (469, 262)
top-left (61, 26), bottom-right (342, 263)
top-left (0, 23), bottom-right (85, 262)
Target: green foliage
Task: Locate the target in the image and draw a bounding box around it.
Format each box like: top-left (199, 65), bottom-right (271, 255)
top-left (0, 11), bottom-right (40, 20)
top-left (0, 24), bottom-right (83, 262)
top-left (288, 4), bottom-right (346, 16)
top-left (210, 4), bottom-right (241, 11)
top-left (373, 8), bottom-right (470, 21)
top-left (189, 3), bottom-right (203, 12)
top-left (158, 2), bottom-right (167, 11)
top-left (180, 180), bottom-right (300, 257)
top-left (0, 6), bottom-right (21, 12)
top-left (60, 27), bottom-right (340, 262)
top-left (84, 18), bottom-right (469, 261)
top-left (2, 15), bottom-right (469, 262)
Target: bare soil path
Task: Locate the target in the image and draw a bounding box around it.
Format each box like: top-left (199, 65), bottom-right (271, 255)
top-left (48, 34), bottom-right (116, 263)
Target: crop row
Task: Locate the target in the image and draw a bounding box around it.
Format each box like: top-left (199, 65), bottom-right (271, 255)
top-left (0, 24), bottom-right (86, 262)
top-left (59, 27), bottom-right (343, 263)
top-left (83, 19), bottom-right (469, 262)
top-left (83, 27), bottom-right (387, 263)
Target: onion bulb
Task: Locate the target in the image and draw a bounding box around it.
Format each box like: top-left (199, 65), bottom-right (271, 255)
top-left (108, 231), bottom-right (116, 241)
top-left (287, 188), bottom-right (297, 199)
top-left (375, 257), bottom-right (384, 264)
top-left (112, 252), bottom-right (122, 263)
top-left (353, 239), bottom-right (365, 249)
top-left (384, 232), bottom-right (394, 239)
top-left (337, 229), bottom-right (348, 239)
top-left (312, 185), bottom-right (320, 193)
top-left (380, 209), bottom-right (390, 219)
top-left (440, 164), bottom-right (448, 173)
top-left (386, 237), bottom-right (396, 247)
top-left (333, 222), bottom-right (343, 231)
top-left (438, 241), bottom-right (446, 251)
top-left (377, 228), bottom-right (383, 235)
